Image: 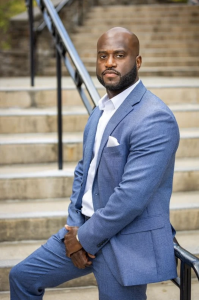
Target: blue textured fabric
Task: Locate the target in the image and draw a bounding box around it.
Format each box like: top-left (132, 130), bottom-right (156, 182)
top-left (10, 230), bottom-right (147, 300)
top-left (68, 80), bottom-right (179, 285)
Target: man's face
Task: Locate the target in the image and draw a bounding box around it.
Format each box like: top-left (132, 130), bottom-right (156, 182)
top-left (96, 32), bottom-right (141, 95)
top-left (97, 62), bottom-right (137, 92)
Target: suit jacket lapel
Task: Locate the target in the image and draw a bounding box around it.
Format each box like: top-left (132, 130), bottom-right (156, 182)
top-left (83, 107), bottom-right (103, 182)
top-left (95, 81), bottom-right (147, 171)
top-left (75, 107), bottom-right (102, 209)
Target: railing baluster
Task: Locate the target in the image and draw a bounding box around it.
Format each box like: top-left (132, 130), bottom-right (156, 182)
top-left (26, 0), bottom-right (35, 86)
top-left (180, 262), bottom-right (191, 300)
top-left (56, 47), bottom-right (63, 170)
top-left (78, 0), bottom-right (83, 26)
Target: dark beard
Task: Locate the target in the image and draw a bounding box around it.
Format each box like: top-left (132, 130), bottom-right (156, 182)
top-left (97, 63), bottom-right (137, 91)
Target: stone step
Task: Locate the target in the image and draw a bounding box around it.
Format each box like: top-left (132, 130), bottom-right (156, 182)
top-left (1, 280), bottom-right (199, 300)
top-left (0, 77), bottom-right (198, 107)
top-left (83, 20), bottom-right (199, 29)
top-left (86, 13), bottom-right (199, 19)
top-left (83, 15), bottom-right (199, 28)
top-left (85, 9), bottom-right (199, 16)
top-left (85, 13), bottom-right (199, 19)
top-left (170, 191), bottom-right (199, 231)
top-left (0, 127), bottom-right (198, 164)
top-left (75, 39), bottom-right (199, 49)
top-left (86, 10), bottom-right (199, 20)
top-left (0, 88), bottom-right (87, 108)
top-left (72, 32), bottom-right (199, 41)
top-left (0, 198), bottom-right (70, 242)
top-left (174, 158), bottom-right (199, 193)
top-left (0, 191), bottom-right (199, 241)
top-left (170, 104), bottom-right (199, 128)
top-left (0, 132), bottom-right (83, 164)
top-left (175, 230), bottom-right (199, 256)
top-left (0, 104), bottom-right (199, 134)
top-left (178, 128), bottom-right (199, 158)
top-left (148, 87), bottom-right (199, 105)
top-left (0, 106), bottom-right (88, 134)
top-left (0, 101), bottom-right (194, 127)
top-left (0, 198), bottom-right (70, 215)
top-left (89, 4), bottom-right (198, 12)
top-left (0, 158), bottom-right (199, 200)
top-left (0, 107), bottom-right (88, 134)
top-left (1, 228), bottom-right (198, 261)
top-left (87, 8), bottom-right (199, 18)
top-left (75, 24), bottom-right (199, 34)
top-left (0, 230), bottom-right (198, 292)
top-left (0, 163), bottom-right (75, 200)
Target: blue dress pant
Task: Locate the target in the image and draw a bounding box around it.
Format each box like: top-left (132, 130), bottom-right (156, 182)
top-left (9, 228), bottom-right (147, 300)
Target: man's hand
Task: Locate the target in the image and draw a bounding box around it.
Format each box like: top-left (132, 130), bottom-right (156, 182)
top-left (64, 225), bottom-right (82, 257)
top-left (71, 249), bottom-right (93, 269)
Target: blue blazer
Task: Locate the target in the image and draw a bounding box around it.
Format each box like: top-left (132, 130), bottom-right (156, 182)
top-left (65, 80), bottom-right (179, 286)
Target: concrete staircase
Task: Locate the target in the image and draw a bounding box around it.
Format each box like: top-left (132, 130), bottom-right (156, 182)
top-left (0, 76), bottom-right (199, 299)
top-left (40, 4), bottom-right (199, 77)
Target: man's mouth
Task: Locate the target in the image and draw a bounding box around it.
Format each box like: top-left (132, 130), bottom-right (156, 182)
top-left (102, 70), bottom-right (120, 76)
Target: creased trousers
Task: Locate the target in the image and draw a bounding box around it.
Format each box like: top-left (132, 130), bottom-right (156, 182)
top-left (9, 228), bottom-right (147, 300)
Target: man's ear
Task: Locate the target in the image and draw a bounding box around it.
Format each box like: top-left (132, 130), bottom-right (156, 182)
top-left (136, 55), bottom-right (142, 70)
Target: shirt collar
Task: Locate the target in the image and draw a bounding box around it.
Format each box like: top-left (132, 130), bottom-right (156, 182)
top-left (98, 79), bottom-right (140, 111)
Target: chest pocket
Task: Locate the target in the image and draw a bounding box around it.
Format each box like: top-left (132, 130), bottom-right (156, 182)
top-left (99, 144), bottom-right (127, 187)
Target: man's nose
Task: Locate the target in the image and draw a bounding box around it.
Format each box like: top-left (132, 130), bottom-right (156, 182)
top-left (105, 55), bottom-right (116, 68)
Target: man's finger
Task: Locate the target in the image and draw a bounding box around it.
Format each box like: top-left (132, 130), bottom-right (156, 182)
top-left (88, 253), bottom-right (95, 259)
top-left (71, 249), bottom-right (91, 269)
top-left (65, 225), bottom-right (71, 230)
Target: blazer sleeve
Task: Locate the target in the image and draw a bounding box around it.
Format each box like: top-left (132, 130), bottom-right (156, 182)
top-left (67, 158), bottom-right (85, 226)
top-left (77, 108), bottom-right (180, 254)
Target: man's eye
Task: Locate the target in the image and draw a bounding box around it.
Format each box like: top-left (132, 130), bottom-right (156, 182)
top-left (116, 54), bottom-right (124, 58)
top-left (100, 55), bottom-right (106, 59)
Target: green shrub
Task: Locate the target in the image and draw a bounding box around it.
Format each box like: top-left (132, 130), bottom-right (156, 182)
top-left (0, 0), bottom-right (36, 49)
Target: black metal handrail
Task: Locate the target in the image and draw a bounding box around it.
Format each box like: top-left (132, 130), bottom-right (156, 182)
top-left (36, 0), bottom-right (84, 32)
top-left (36, 0), bottom-right (99, 108)
top-left (26, 0), bottom-right (100, 169)
top-left (36, 0), bottom-right (73, 32)
top-left (172, 239), bottom-right (199, 300)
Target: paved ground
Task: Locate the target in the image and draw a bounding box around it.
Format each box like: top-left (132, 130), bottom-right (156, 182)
top-left (0, 280), bottom-right (199, 300)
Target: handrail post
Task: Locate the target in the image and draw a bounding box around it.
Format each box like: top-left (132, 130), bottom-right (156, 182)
top-left (26, 0), bottom-right (35, 86)
top-left (180, 262), bottom-right (191, 300)
top-left (56, 48), bottom-right (63, 170)
top-left (78, 0), bottom-right (83, 26)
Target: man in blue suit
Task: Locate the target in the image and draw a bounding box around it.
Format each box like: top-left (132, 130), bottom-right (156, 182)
top-left (10, 27), bottom-right (179, 300)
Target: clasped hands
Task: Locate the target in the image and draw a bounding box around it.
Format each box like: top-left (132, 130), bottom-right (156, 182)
top-left (64, 225), bottom-right (95, 269)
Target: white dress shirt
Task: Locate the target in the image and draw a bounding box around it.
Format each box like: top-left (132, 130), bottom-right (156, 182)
top-left (81, 80), bottom-right (140, 217)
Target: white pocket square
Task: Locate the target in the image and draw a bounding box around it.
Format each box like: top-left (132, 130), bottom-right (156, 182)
top-left (107, 136), bottom-right (120, 147)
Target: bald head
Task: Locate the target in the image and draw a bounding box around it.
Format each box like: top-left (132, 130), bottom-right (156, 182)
top-left (96, 27), bottom-right (142, 98)
top-left (97, 27), bottom-right (140, 57)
